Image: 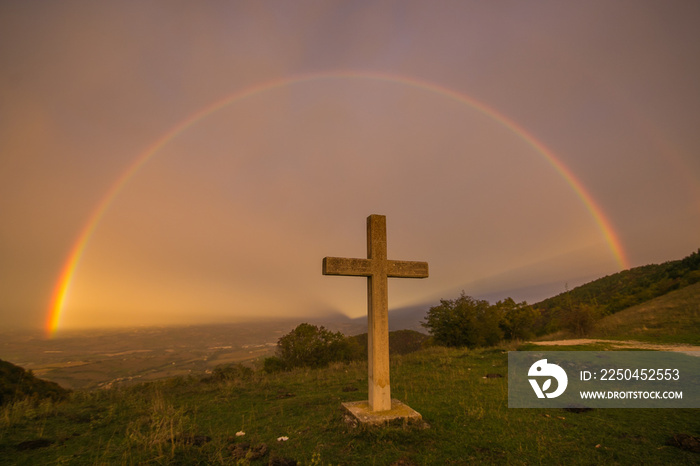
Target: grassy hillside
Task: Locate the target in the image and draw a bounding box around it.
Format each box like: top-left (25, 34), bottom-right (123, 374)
top-left (587, 282), bottom-right (700, 344)
top-left (1, 346), bottom-right (698, 464)
top-left (0, 360), bottom-right (69, 406)
top-left (535, 249), bottom-right (700, 320)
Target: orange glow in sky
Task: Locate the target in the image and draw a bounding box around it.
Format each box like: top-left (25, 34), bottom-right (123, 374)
top-left (1, 2), bottom-right (698, 334)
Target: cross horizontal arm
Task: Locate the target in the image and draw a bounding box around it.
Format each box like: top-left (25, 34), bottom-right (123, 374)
top-left (387, 260), bottom-right (429, 278)
top-left (323, 257), bottom-right (372, 276)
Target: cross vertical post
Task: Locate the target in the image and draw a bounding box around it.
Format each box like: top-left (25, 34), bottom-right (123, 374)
top-left (323, 214), bottom-right (428, 412)
top-left (367, 214), bottom-right (390, 410)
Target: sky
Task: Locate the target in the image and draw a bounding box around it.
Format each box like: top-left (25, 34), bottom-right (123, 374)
top-left (1, 1), bottom-right (699, 334)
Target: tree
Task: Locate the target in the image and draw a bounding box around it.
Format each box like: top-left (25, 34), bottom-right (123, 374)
top-left (274, 323), bottom-right (359, 369)
top-left (422, 292), bottom-right (503, 348)
top-left (561, 303), bottom-right (601, 336)
top-left (496, 298), bottom-right (539, 341)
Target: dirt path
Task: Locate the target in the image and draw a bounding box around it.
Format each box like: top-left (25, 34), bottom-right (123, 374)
top-left (529, 338), bottom-right (700, 354)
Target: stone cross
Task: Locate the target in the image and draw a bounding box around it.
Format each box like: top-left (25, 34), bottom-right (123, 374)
top-left (323, 214), bottom-right (428, 412)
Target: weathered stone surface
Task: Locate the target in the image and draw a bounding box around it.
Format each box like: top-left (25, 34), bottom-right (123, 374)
top-left (323, 214), bottom-right (428, 413)
top-left (342, 399), bottom-right (425, 427)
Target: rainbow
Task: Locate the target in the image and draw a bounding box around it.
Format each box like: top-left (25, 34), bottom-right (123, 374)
top-left (45, 70), bottom-right (630, 336)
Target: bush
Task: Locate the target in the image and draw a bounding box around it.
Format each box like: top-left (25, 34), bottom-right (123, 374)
top-left (262, 356), bottom-right (287, 373)
top-left (276, 323), bottom-right (359, 369)
top-left (202, 363), bottom-right (253, 383)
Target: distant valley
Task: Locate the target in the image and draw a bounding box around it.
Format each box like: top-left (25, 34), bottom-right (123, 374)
top-left (0, 316), bottom-right (368, 390)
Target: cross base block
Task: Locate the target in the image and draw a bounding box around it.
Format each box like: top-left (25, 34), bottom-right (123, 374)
top-left (341, 399), bottom-right (426, 428)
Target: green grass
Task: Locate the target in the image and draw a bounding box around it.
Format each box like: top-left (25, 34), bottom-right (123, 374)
top-left (1, 346), bottom-right (698, 465)
top-left (517, 342), bottom-right (629, 352)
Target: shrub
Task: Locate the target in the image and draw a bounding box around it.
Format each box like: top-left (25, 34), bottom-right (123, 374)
top-left (202, 363), bottom-right (253, 383)
top-left (262, 356), bottom-right (287, 373)
top-left (276, 323), bottom-right (358, 369)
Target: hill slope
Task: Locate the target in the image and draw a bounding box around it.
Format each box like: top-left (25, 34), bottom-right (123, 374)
top-left (0, 359), bottom-right (69, 405)
top-left (588, 281), bottom-right (700, 344)
top-left (534, 249), bottom-right (699, 328)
